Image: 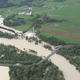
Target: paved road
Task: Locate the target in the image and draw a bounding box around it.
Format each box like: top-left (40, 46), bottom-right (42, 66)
top-left (0, 44), bottom-right (80, 67)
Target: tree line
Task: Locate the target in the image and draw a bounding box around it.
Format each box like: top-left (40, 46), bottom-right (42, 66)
top-left (0, 31), bottom-right (17, 39)
top-left (0, 0), bottom-right (15, 8)
top-left (0, 26), bottom-right (15, 33)
top-left (39, 34), bottom-right (66, 46)
top-left (0, 0), bottom-right (66, 8)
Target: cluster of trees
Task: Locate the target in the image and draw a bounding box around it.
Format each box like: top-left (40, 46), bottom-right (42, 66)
top-left (0, 44), bottom-right (41, 64)
top-left (54, 0), bottom-right (66, 2)
top-left (16, 0), bottom-right (45, 7)
top-left (29, 49), bottom-right (37, 55)
top-left (0, 44), bottom-right (65, 80)
top-left (39, 34), bottom-right (66, 46)
top-left (0, 0), bottom-right (45, 8)
top-left (57, 46), bottom-right (80, 72)
top-left (4, 14), bottom-right (26, 27)
top-left (42, 14), bottom-right (66, 23)
top-left (0, 0), bottom-right (67, 8)
top-left (0, 26), bottom-right (15, 33)
top-left (0, 0), bottom-right (15, 8)
top-left (44, 44), bottom-right (53, 51)
top-left (23, 14), bottom-right (66, 34)
top-left (0, 31), bottom-right (16, 39)
top-left (9, 61), bottom-right (65, 80)
top-left (26, 36), bottom-right (42, 45)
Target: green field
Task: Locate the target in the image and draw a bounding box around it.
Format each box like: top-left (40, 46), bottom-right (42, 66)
top-left (42, 27), bottom-right (80, 35)
top-left (41, 32), bottom-right (80, 44)
top-left (50, 16), bottom-right (80, 27)
top-left (8, 15), bottom-right (33, 31)
top-left (0, 0), bottom-right (80, 44)
top-left (49, 5), bottom-right (80, 17)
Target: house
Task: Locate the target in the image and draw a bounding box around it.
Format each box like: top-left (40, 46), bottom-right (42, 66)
top-left (25, 12), bottom-right (32, 15)
top-left (29, 7), bottom-right (32, 11)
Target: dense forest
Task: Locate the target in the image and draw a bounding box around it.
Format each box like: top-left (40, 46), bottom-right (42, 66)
top-left (0, 0), bottom-right (67, 8)
top-left (0, 0), bottom-right (15, 8)
top-left (54, 0), bottom-right (66, 2)
top-left (0, 44), bottom-right (65, 80)
top-left (57, 46), bottom-right (80, 72)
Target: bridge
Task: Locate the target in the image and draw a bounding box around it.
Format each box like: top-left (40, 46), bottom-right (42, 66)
top-left (0, 44), bottom-right (80, 67)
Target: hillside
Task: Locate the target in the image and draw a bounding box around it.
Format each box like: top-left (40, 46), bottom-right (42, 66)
top-left (0, 0), bottom-right (66, 8)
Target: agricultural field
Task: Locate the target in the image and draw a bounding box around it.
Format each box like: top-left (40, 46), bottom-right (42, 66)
top-left (40, 3), bottom-right (80, 44)
top-left (49, 5), bottom-right (80, 17)
top-left (0, 0), bottom-right (80, 44)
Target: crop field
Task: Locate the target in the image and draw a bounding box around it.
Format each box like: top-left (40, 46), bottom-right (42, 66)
top-left (41, 17), bottom-right (80, 43)
top-left (40, 3), bottom-right (80, 44)
top-left (0, 0), bottom-right (80, 44)
top-left (41, 32), bottom-right (80, 44)
top-left (50, 17), bottom-right (80, 27)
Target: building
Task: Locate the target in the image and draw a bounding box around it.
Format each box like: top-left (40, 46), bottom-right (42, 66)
top-left (29, 7), bottom-right (32, 11)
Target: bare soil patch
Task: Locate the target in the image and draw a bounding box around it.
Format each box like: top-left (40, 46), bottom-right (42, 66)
top-left (42, 29), bottom-right (80, 39)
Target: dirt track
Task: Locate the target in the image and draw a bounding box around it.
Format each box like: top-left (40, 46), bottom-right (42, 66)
top-left (42, 29), bottom-right (80, 39)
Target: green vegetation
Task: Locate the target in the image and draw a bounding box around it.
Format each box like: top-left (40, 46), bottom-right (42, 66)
top-left (0, 31), bottom-right (17, 39)
top-left (41, 32), bottom-right (80, 44)
top-left (0, 0), bottom-right (15, 8)
top-left (0, 0), bottom-right (80, 44)
top-left (0, 44), bottom-right (65, 80)
top-left (4, 14), bottom-right (26, 26)
top-left (49, 16), bottom-right (80, 27)
top-left (57, 46), bottom-right (80, 72)
top-left (0, 44), bottom-right (41, 64)
top-left (49, 5), bottom-right (80, 17)
top-left (3, 14), bottom-right (33, 31)
top-left (44, 44), bottom-right (53, 51)
top-left (39, 34), bottom-right (66, 46)
top-left (29, 49), bottom-right (37, 54)
top-left (0, 26), bottom-right (15, 33)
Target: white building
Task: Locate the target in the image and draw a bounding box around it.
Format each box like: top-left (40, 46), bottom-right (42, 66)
top-left (18, 11), bottom-right (32, 16)
top-left (25, 12), bottom-right (32, 15)
top-left (29, 7), bottom-right (32, 11)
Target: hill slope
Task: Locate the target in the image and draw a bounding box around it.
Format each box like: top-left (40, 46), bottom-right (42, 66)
top-left (0, 0), bottom-right (66, 8)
